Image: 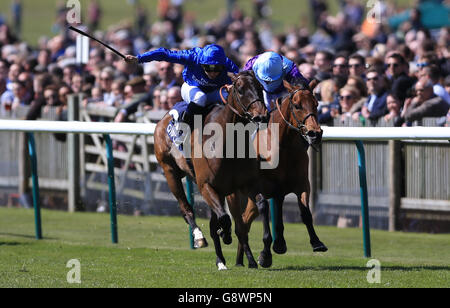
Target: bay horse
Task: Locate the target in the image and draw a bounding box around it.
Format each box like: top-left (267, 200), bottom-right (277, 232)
top-left (154, 70), bottom-right (268, 270)
top-left (227, 79), bottom-right (328, 268)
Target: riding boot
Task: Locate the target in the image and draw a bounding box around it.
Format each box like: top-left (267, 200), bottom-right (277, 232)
top-left (181, 102), bottom-right (205, 130)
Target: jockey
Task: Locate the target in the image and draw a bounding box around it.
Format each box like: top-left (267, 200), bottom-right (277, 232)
top-left (125, 44), bottom-right (239, 126)
top-left (244, 51), bottom-right (309, 112)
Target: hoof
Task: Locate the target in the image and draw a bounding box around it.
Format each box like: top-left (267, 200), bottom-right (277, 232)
top-left (217, 262), bottom-right (228, 271)
top-left (312, 242), bottom-right (328, 252)
top-left (235, 263), bottom-right (244, 267)
top-left (248, 261), bottom-right (258, 269)
top-left (273, 238), bottom-right (287, 255)
top-left (194, 238), bottom-right (208, 249)
top-left (257, 251), bottom-right (272, 268)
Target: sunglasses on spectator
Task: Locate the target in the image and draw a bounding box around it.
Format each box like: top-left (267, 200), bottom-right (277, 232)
top-left (349, 64), bottom-right (362, 68)
top-left (202, 64), bottom-right (224, 72)
top-left (387, 63), bottom-right (400, 68)
top-left (333, 64), bottom-right (348, 68)
top-left (367, 76), bottom-right (379, 82)
top-left (416, 62), bottom-right (429, 68)
top-left (45, 95), bottom-right (57, 100)
top-left (340, 95), bottom-right (353, 101)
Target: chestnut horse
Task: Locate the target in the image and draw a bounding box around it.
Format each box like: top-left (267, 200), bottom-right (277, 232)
top-left (227, 80), bottom-right (328, 268)
top-left (154, 70), bottom-right (268, 270)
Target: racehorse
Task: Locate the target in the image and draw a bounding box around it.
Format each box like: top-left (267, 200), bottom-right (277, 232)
top-left (154, 70), bottom-right (268, 270)
top-left (227, 79), bottom-right (328, 268)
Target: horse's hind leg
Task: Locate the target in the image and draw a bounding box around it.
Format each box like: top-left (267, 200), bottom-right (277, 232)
top-left (238, 198), bottom-right (259, 266)
top-left (227, 193), bottom-right (257, 269)
top-left (210, 212), bottom-right (227, 270)
top-left (298, 191), bottom-right (327, 252)
top-left (161, 163), bottom-right (208, 248)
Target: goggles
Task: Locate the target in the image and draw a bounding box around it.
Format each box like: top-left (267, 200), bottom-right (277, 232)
top-left (202, 64), bottom-right (224, 72)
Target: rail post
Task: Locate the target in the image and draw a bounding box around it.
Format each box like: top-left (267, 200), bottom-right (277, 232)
top-left (104, 134), bottom-right (118, 244)
top-left (354, 140), bottom-right (371, 258)
top-left (27, 132), bottom-right (42, 240)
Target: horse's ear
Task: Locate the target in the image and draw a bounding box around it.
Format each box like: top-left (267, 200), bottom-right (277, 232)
top-left (228, 72), bottom-right (238, 82)
top-left (309, 79), bottom-right (319, 91)
top-left (283, 80), bottom-right (295, 93)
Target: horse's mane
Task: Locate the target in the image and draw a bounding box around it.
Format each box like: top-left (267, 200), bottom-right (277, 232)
top-left (290, 78), bottom-right (311, 91)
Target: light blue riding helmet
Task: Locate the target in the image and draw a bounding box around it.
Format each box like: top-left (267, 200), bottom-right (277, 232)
top-left (253, 52), bottom-right (284, 93)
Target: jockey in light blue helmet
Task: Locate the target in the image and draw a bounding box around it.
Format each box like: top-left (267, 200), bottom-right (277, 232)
top-left (252, 52), bottom-right (285, 93)
top-left (245, 51), bottom-right (309, 111)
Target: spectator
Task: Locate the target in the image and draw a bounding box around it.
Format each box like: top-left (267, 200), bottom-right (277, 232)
top-left (299, 63), bottom-right (317, 82)
top-left (87, 0), bottom-right (102, 31)
top-left (401, 77), bottom-right (450, 125)
top-left (99, 67), bottom-right (115, 105)
top-left (335, 85), bottom-right (362, 122)
top-left (166, 86), bottom-right (182, 110)
top-left (361, 69), bottom-right (388, 122)
top-left (346, 75), bottom-right (368, 98)
top-left (420, 64), bottom-right (450, 105)
top-left (384, 93), bottom-right (403, 126)
top-left (11, 80), bottom-right (32, 110)
top-left (42, 85), bottom-right (61, 115)
top-left (114, 76), bottom-right (153, 122)
top-left (348, 53), bottom-right (366, 79)
top-left (332, 55), bottom-right (349, 79)
top-left (109, 79), bottom-right (126, 107)
top-left (156, 61), bottom-right (179, 90)
top-left (314, 50), bottom-right (334, 78)
top-left (386, 53), bottom-right (416, 103)
top-left (317, 79), bottom-right (340, 124)
top-left (445, 75), bottom-right (450, 96)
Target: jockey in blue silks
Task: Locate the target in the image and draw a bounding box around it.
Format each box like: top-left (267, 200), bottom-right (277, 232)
top-left (244, 51), bottom-right (309, 112)
top-left (125, 44), bottom-right (239, 126)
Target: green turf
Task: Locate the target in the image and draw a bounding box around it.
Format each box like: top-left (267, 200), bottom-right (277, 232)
top-left (0, 207), bottom-right (448, 288)
top-left (0, 0), bottom-right (417, 46)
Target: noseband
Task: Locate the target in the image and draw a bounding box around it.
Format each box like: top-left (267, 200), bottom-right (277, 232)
top-left (275, 89), bottom-right (320, 150)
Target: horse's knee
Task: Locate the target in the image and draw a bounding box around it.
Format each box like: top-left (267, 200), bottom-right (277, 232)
top-left (256, 195), bottom-right (269, 215)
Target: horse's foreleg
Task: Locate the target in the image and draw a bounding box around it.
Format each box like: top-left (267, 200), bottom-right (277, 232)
top-left (254, 195), bottom-right (272, 268)
top-left (162, 164), bottom-right (207, 248)
top-left (272, 194), bottom-right (287, 255)
top-left (210, 212), bottom-right (227, 270)
top-left (200, 183), bottom-right (232, 245)
top-left (298, 191), bottom-right (328, 252)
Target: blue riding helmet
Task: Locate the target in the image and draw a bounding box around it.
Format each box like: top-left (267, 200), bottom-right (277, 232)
top-left (253, 52), bottom-right (284, 93)
top-left (199, 44), bottom-right (227, 66)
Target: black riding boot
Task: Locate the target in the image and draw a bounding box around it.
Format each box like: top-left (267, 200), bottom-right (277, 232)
top-left (181, 102), bottom-right (205, 130)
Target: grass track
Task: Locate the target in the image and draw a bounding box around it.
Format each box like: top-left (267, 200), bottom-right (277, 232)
top-left (0, 207), bottom-right (449, 288)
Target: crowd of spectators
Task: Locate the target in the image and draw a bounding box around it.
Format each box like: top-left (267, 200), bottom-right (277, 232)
top-left (0, 0), bottom-right (449, 127)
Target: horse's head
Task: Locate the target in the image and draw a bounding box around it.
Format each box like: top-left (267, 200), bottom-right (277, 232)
top-left (281, 79), bottom-right (323, 147)
top-left (227, 71), bottom-right (268, 123)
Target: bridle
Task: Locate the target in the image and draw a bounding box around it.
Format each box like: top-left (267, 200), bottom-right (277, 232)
top-left (221, 76), bottom-right (265, 123)
top-left (275, 88), bottom-right (321, 151)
